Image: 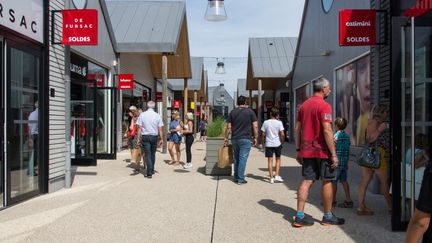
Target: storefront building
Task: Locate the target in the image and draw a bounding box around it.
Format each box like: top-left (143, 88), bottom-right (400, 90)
top-left (64, 0), bottom-right (118, 167)
top-left (291, 0), bottom-right (432, 231)
top-left (0, 0), bottom-right (49, 207)
top-left (383, 0), bottom-right (432, 230)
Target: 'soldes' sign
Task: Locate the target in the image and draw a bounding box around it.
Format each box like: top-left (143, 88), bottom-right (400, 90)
top-left (62, 9), bottom-right (98, 45)
top-left (339, 9), bottom-right (376, 46)
top-left (118, 74), bottom-right (134, 90)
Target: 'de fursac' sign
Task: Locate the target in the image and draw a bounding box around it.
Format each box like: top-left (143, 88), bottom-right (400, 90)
top-left (0, 0), bottom-right (44, 43)
top-left (62, 9), bottom-right (98, 45)
top-left (339, 9), bottom-right (376, 46)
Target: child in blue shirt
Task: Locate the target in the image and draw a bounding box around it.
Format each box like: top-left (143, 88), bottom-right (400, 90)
top-left (333, 117), bottom-right (353, 208)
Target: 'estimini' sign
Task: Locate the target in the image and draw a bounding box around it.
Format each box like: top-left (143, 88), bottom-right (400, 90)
top-left (339, 9), bottom-right (376, 46)
top-left (62, 9), bottom-right (98, 45)
top-left (118, 74), bottom-right (134, 90)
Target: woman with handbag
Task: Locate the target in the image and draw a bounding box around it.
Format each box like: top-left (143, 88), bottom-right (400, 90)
top-left (357, 104), bottom-right (392, 215)
top-left (124, 106), bottom-right (142, 171)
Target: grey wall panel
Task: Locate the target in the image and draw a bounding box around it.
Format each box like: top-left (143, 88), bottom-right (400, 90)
top-left (292, 0), bottom-right (370, 100)
top-left (49, 0), bottom-right (66, 189)
top-left (291, 0), bottom-right (370, 142)
top-left (120, 53), bottom-right (155, 92)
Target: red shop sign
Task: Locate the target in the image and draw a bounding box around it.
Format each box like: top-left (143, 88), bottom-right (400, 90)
top-left (62, 9), bottom-right (98, 45)
top-left (265, 101), bottom-right (273, 109)
top-left (156, 92), bottom-right (163, 102)
top-left (87, 73), bottom-right (104, 87)
top-left (173, 100), bottom-right (181, 109)
top-left (339, 9), bottom-right (376, 46)
top-left (404, 0), bottom-right (432, 17)
top-left (118, 74), bottom-right (134, 90)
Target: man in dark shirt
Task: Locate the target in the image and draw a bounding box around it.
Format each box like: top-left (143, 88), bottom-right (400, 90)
top-left (224, 96), bottom-right (258, 185)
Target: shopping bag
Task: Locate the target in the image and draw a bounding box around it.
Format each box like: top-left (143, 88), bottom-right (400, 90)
top-left (217, 145), bottom-right (233, 168)
top-left (132, 148), bottom-right (142, 164)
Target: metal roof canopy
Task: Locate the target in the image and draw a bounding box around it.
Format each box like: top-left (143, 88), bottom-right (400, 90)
top-left (107, 0), bottom-right (191, 79)
top-left (246, 37), bottom-right (297, 90)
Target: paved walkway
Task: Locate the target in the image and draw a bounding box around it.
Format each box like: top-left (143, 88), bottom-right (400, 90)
top-left (0, 140), bottom-right (405, 242)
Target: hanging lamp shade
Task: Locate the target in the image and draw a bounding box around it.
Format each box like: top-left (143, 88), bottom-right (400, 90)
top-left (204, 0), bottom-right (227, 22)
top-left (215, 61), bottom-right (226, 74)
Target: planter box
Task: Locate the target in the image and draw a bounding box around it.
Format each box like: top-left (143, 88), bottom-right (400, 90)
top-left (205, 137), bottom-right (232, 175)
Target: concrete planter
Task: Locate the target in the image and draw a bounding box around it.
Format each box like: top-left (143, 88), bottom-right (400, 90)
top-left (205, 137), bottom-right (232, 175)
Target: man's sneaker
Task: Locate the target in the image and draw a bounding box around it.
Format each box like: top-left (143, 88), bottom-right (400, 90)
top-left (292, 215), bottom-right (314, 228)
top-left (274, 176), bottom-right (284, 182)
top-left (321, 213), bottom-right (345, 226)
top-left (270, 177), bottom-right (274, 184)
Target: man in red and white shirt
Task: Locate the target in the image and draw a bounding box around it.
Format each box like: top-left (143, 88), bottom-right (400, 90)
top-left (292, 77), bottom-right (345, 227)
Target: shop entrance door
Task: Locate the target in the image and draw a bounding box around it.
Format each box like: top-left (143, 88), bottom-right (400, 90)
top-left (96, 87), bottom-right (116, 159)
top-left (4, 41), bottom-right (42, 205)
top-left (392, 17), bottom-right (432, 230)
top-left (71, 79), bottom-right (97, 166)
top-left (0, 37), bottom-right (3, 208)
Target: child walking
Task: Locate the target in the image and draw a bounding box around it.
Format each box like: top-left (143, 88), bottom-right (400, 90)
top-left (333, 117), bottom-right (353, 208)
top-left (261, 107), bottom-right (285, 184)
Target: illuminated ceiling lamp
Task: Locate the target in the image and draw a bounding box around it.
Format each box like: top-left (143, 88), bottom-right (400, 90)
top-left (215, 58), bottom-right (226, 74)
top-left (204, 0), bottom-right (227, 22)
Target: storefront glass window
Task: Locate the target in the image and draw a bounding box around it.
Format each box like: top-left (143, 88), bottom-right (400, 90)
top-left (399, 25), bottom-right (432, 222)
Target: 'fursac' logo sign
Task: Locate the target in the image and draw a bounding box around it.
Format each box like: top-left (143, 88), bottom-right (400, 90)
top-left (0, 0), bottom-right (43, 43)
top-left (62, 9), bottom-right (98, 45)
top-left (339, 9), bottom-right (376, 46)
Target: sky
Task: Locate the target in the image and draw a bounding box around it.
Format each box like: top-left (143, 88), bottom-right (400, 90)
top-left (185, 0), bottom-right (305, 97)
top-left (108, 0), bottom-right (305, 97)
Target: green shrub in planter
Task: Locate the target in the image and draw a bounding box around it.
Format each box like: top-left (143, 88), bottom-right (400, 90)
top-left (207, 117), bottom-right (226, 138)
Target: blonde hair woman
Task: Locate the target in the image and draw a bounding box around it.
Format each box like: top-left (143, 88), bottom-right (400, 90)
top-left (168, 111), bottom-right (182, 165)
top-left (357, 104), bottom-right (392, 215)
top-left (182, 112), bottom-right (194, 169)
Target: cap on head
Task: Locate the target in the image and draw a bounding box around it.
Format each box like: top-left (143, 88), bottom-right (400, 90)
top-left (129, 105), bottom-right (137, 111)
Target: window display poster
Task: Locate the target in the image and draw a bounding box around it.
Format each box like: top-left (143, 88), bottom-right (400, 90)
top-left (336, 55), bottom-right (370, 146)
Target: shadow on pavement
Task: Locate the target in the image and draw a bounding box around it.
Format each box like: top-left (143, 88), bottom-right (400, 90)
top-left (258, 199), bottom-right (320, 225)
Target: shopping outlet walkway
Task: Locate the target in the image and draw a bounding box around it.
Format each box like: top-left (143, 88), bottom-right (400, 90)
top-left (0, 140), bottom-right (405, 243)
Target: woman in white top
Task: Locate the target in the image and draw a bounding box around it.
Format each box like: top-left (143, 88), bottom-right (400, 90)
top-left (261, 107), bottom-right (285, 184)
top-left (182, 112), bottom-right (194, 169)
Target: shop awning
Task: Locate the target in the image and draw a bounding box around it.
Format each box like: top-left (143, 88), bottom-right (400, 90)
top-left (107, 1), bottom-right (191, 79)
top-left (246, 37), bottom-right (297, 90)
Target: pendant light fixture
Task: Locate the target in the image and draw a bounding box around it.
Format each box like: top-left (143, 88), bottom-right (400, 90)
top-left (204, 0), bottom-right (227, 22)
top-left (215, 58), bottom-right (226, 74)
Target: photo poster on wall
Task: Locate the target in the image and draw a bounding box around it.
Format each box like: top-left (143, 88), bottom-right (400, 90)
top-left (336, 55), bottom-right (371, 146)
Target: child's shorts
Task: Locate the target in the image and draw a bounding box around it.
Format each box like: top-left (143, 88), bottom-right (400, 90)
top-left (333, 168), bottom-right (347, 183)
top-left (265, 145), bottom-right (282, 158)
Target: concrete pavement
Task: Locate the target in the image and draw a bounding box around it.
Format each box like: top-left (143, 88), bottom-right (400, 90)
top-left (0, 140), bottom-right (405, 242)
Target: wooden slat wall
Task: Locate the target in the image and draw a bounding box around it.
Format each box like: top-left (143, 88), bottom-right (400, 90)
top-left (48, 0), bottom-right (66, 186)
